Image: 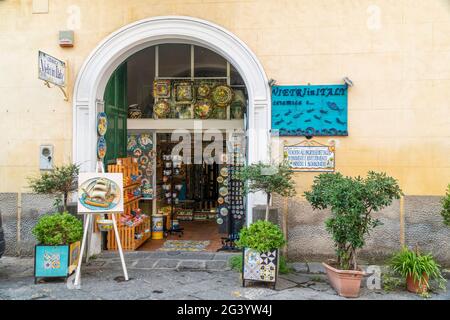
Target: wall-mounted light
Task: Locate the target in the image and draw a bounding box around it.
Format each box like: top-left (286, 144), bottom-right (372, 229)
top-left (268, 78), bottom-right (277, 87)
top-left (343, 77), bottom-right (354, 87)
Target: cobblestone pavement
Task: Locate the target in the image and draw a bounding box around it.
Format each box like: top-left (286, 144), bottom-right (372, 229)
top-left (1, 254), bottom-right (449, 300)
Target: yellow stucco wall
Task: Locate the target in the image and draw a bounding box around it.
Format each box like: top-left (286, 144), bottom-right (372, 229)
top-left (0, 0), bottom-right (449, 195)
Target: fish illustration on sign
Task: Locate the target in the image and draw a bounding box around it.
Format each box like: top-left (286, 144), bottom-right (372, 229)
top-left (324, 120), bottom-right (332, 124)
top-left (336, 118), bottom-right (347, 125)
top-left (319, 109), bottom-right (328, 114)
top-left (306, 108), bottom-right (314, 113)
top-left (327, 102), bottom-right (343, 114)
top-left (313, 115), bottom-right (322, 120)
top-left (293, 113), bottom-right (303, 119)
top-left (274, 119), bottom-right (284, 126)
top-left (304, 119), bottom-right (312, 123)
top-left (274, 113), bottom-right (280, 117)
top-left (286, 121), bottom-right (293, 125)
top-left (284, 110), bottom-right (292, 116)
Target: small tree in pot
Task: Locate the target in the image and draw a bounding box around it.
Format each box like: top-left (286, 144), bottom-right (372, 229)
top-left (440, 184), bottom-right (450, 227)
top-left (237, 161), bottom-right (296, 221)
top-left (28, 164), bottom-right (79, 212)
top-left (304, 171), bottom-right (402, 297)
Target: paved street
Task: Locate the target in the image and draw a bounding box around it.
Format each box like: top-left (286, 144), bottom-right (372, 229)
top-left (1, 253), bottom-right (449, 300)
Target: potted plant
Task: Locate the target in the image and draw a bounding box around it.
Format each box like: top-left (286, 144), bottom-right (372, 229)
top-left (304, 171), bottom-right (402, 298)
top-left (441, 184), bottom-right (450, 227)
top-left (237, 161), bottom-right (296, 222)
top-left (236, 220), bottom-right (286, 289)
top-left (28, 164), bottom-right (80, 212)
top-left (389, 246), bottom-right (446, 295)
top-left (32, 212), bottom-right (83, 283)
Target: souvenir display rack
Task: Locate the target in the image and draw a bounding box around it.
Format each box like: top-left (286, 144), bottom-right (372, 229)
top-left (162, 153), bottom-right (184, 236)
top-left (105, 157), bottom-right (151, 250)
top-left (217, 134), bottom-right (246, 252)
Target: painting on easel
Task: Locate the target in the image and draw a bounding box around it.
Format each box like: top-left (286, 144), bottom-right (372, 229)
top-left (77, 173), bottom-right (124, 214)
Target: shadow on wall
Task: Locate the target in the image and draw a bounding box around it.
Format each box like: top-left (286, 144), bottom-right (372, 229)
top-left (272, 194), bottom-right (450, 265)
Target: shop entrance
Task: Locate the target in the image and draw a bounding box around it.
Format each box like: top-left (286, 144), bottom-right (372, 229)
top-left (102, 42), bottom-right (248, 252)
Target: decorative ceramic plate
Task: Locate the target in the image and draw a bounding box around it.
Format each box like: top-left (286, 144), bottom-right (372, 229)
top-left (197, 84), bottom-right (210, 98)
top-left (97, 112), bottom-right (107, 136)
top-left (220, 167), bottom-right (228, 177)
top-left (219, 187), bottom-right (228, 197)
top-left (220, 207), bottom-right (229, 216)
top-left (211, 85), bottom-right (233, 107)
top-left (140, 155), bottom-right (149, 165)
top-left (153, 80), bottom-right (171, 98)
top-left (97, 137), bottom-right (107, 159)
top-left (153, 100), bottom-right (171, 118)
top-left (133, 148), bottom-right (143, 157)
top-left (174, 82), bottom-right (194, 104)
top-left (139, 134), bottom-right (153, 148)
top-left (217, 176), bottom-right (224, 184)
top-left (216, 217), bottom-right (223, 225)
top-left (217, 197), bottom-right (224, 204)
top-left (194, 100), bottom-right (212, 119)
top-left (78, 177), bottom-right (121, 211)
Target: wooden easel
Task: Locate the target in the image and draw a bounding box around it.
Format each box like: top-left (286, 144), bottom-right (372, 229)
top-left (73, 160), bottom-right (129, 287)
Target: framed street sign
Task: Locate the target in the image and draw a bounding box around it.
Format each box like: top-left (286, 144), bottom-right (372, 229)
top-left (38, 51), bottom-right (66, 87)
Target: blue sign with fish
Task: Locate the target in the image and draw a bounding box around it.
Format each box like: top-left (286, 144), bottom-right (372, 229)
top-left (271, 85), bottom-right (348, 136)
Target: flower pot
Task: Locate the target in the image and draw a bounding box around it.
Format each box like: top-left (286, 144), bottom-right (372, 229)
top-left (34, 241), bottom-right (81, 283)
top-left (242, 248), bottom-right (278, 289)
top-left (322, 262), bottom-right (366, 298)
top-left (406, 274), bottom-right (428, 294)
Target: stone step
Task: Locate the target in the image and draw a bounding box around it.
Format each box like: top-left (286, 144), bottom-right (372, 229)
top-left (98, 250), bottom-right (239, 261)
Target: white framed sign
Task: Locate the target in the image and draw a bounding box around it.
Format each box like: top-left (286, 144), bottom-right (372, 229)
top-left (38, 51), bottom-right (66, 87)
top-left (284, 144), bottom-right (335, 172)
top-left (77, 173), bottom-right (123, 213)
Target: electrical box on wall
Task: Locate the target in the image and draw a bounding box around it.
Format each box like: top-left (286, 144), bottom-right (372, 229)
top-left (40, 145), bottom-right (54, 170)
top-left (59, 30), bottom-right (74, 47)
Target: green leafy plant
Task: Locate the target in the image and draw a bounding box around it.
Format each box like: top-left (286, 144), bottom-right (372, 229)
top-left (32, 212), bottom-right (83, 245)
top-left (304, 171), bottom-right (402, 270)
top-left (382, 272), bottom-right (405, 292)
top-left (441, 184), bottom-right (450, 227)
top-left (229, 254), bottom-right (292, 274)
top-left (28, 164), bottom-right (79, 211)
top-left (237, 161), bottom-right (296, 221)
top-left (389, 246), bottom-right (446, 293)
top-left (236, 220), bottom-right (286, 252)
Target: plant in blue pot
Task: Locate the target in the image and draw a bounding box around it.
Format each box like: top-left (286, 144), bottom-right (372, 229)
top-left (32, 212), bottom-right (83, 283)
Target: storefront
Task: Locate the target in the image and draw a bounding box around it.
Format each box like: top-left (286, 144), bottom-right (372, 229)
top-left (73, 17), bottom-right (271, 254)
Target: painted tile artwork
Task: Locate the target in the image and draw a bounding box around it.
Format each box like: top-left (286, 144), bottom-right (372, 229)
top-left (35, 245), bottom-right (69, 278)
top-left (271, 85), bottom-right (348, 136)
top-left (243, 248), bottom-right (277, 283)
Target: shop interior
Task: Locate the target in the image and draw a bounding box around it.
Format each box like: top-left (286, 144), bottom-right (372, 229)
top-left (99, 44), bottom-right (248, 252)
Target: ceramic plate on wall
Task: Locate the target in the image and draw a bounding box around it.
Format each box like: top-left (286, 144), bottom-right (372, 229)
top-left (219, 187), bottom-right (228, 197)
top-left (220, 167), bottom-right (228, 177)
top-left (97, 137), bottom-right (107, 160)
top-left (97, 112), bottom-right (107, 136)
top-left (220, 207), bottom-right (229, 216)
top-left (217, 176), bottom-right (224, 183)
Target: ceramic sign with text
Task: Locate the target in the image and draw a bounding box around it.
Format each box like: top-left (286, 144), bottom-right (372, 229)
top-left (272, 85), bottom-right (348, 136)
top-left (284, 145), bottom-right (335, 172)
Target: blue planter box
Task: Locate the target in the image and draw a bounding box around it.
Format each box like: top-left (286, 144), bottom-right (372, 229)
top-left (34, 241), bottom-right (80, 283)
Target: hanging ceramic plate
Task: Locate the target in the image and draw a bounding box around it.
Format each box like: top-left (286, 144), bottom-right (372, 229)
top-left (153, 100), bottom-right (171, 118)
top-left (217, 176), bottom-right (224, 184)
top-left (217, 197), bottom-right (224, 205)
top-left (140, 155), bottom-right (149, 165)
top-left (174, 82), bottom-right (194, 104)
top-left (197, 84), bottom-right (210, 98)
top-left (97, 137), bottom-right (107, 159)
top-left (139, 134), bottom-right (153, 148)
top-left (133, 148), bottom-right (143, 158)
top-left (97, 112), bottom-right (107, 136)
top-left (219, 187), bottom-right (228, 197)
top-left (223, 179), bottom-right (228, 186)
top-left (220, 207), bottom-right (229, 216)
top-left (211, 85), bottom-right (233, 107)
top-left (220, 167), bottom-right (228, 177)
top-left (216, 217), bottom-right (223, 225)
top-left (194, 100), bottom-right (212, 119)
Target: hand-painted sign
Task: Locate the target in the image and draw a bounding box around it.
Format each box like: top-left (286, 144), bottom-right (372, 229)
top-left (284, 145), bottom-right (335, 172)
top-left (77, 173), bottom-right (123, 213)
top-left (38, 51), bottom-right (66, 87)
top-left (272, 85), bottom-right (348, 136)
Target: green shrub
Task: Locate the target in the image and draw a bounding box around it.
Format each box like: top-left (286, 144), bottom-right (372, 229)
top-left (229, 254), bottom-right (292, 274)
top-left (441, 184), bottom-right (450, 227)
top-left (236, 220), bottom-right (286, 252)
top-left (32, 212), bottom-right (83, 245)
top-left (304, 171), bottom-right (402, 270)
top-left (389, 246), bottom-right (446, 292)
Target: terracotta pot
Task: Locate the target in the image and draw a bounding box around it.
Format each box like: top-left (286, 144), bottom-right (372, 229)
top-left (322, 262), bottom-right (366, 298)
top-left (406, 274), bottom-right (428, 294)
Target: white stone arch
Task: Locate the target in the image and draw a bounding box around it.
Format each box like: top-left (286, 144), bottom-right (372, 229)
top-left (73, 16), bottom-right (271, 223)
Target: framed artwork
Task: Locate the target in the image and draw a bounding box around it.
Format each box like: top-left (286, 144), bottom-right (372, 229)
top-left (77, 173), bottom-right (124, 213)
top-left (174, 81), bottom-right (195, 104)
top-left (153, 80), bottom-right (171, 98)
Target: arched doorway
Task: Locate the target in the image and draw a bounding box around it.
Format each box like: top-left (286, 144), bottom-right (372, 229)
top-left (73, 17), bottom-right (271, 253)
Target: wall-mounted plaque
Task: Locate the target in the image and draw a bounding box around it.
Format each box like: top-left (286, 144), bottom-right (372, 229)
top-left (284, 143), bottom-right (335, 172)
top-left (272, 85), bottom-right (348, 136)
